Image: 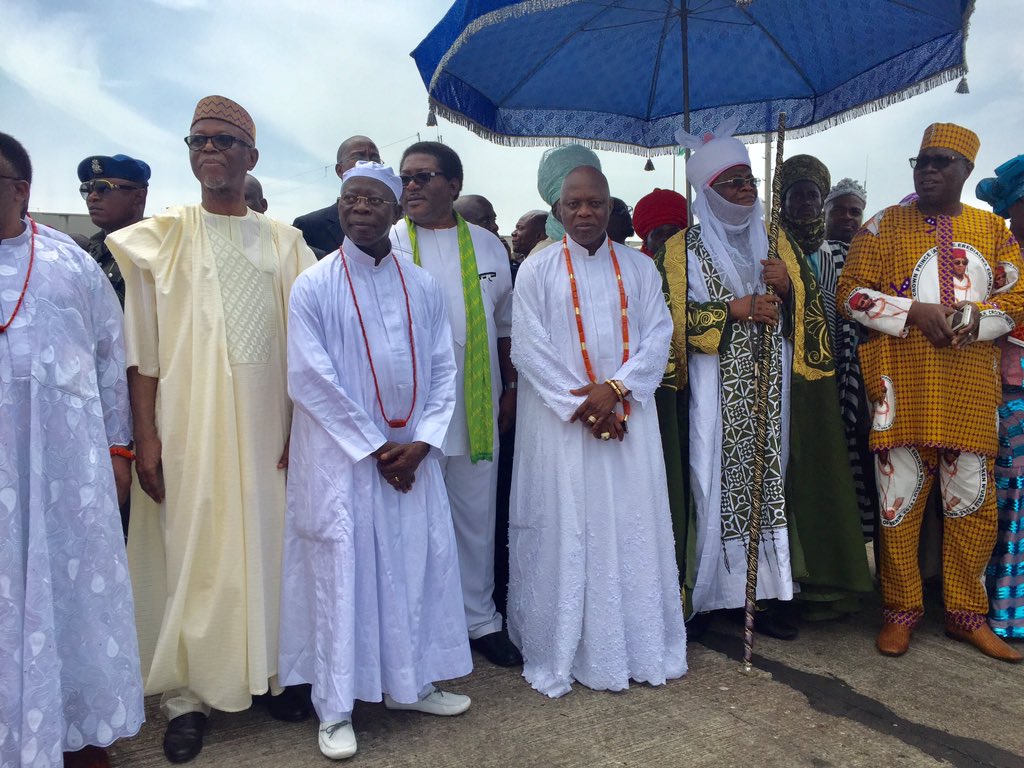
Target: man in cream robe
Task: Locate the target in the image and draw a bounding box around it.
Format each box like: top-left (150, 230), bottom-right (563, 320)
top-left (107, 96), bottom-right (316, 764)
top-left (280, 162), bottom-right (471, 761)
top-left (509, 166), bottom-right (687, 698)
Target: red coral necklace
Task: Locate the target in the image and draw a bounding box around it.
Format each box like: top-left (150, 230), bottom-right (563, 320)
top-left (0, 218), bottom-right (36, 334)
top-left (339, 246), bottom-right (418, 428)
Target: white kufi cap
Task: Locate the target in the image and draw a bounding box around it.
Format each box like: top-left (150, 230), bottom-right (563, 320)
top-left (342, 160), bottom-right (403, 203)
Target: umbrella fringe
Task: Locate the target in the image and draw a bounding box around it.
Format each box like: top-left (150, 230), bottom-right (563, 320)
top-left (428, 61), bottom-right (966, 156)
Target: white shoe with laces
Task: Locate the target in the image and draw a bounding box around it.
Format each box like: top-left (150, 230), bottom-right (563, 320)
top-left (318, 720), bottom-right (357, 760)
top-left (383, 690), bottom-right (471, 716)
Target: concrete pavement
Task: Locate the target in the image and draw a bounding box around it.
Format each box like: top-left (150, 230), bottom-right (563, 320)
top-left (108, 592), bottom-right (1023, 768)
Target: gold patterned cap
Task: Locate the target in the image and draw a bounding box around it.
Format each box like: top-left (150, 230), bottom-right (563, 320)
top-left (920, 122), bottom-right (979, 163)
top-left (191, 95), bottom-right (255, 144)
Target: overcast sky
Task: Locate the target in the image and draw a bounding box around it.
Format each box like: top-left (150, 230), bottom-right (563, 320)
top-left (3, 0), bottom-right (1022, 234)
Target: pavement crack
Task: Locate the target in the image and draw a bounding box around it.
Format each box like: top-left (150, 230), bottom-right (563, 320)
top-left (696, 629), bottom-right (1024, 768)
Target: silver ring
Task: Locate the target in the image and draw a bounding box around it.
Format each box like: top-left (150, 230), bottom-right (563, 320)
top-left (587, 415), bottom-right (598, 425)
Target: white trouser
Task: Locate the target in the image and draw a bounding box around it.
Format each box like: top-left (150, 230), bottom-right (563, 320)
top-left (439, 452), bottom-right (503, 638)
top-left (160, 677), bottom-right (282, 720)
top-left (316, 684), bottom-right (436, 725)
top-left (161, 689), bottom-right (212, 720)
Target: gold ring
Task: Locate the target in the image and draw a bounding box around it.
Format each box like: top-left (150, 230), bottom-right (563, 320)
top-left (600, 432), bottom-right (611, 440)
top-left (587, 415), bottom-right (598, 424)
top-left (393, 476), bottom-right (400, 482)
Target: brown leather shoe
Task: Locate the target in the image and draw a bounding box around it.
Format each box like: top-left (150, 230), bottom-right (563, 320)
top-left (945, 622), bottom-right (1024, 663)
top-left (876, 622), bottom-right (912, 656)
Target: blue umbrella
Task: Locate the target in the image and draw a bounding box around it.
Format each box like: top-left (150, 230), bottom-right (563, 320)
top-left (412, 0), bottom-right (974, 155)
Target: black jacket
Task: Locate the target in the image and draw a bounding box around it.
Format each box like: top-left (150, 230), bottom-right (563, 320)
top-left (292, 204), bottom-right (343, 257)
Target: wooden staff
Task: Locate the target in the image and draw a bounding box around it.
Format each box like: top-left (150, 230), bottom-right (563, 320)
top-left (741, 111), bottom-right (787, 674)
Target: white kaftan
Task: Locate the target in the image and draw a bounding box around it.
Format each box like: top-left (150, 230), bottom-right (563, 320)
top-left (508, 237), bottom-right (687, 698)
top-left (1, 220), bottom-right (144, 766)
top-left (390, 220), bottom-right (513, 638)
top-left (278, 241), bottom-right (471, 721)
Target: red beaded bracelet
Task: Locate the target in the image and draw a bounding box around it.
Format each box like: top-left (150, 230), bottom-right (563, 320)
top-left (109, 446), bottom-right (135, 462)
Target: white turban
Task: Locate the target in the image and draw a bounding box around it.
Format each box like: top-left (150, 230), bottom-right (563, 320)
top-left (685, 136), bottom-right (752, 190)
top-left (341, 160), bottom-right (403, 203)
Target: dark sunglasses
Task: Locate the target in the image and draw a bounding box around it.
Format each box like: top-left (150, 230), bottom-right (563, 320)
top-left (400, 171), bottom-right (445, 187)
top-left (909, 154), bottom-right (963, 170)
top-left (80, 179), bottom-right (146, 199)
top-left (712, 175), bottom-right (760, 190)
top-left (184, 134), bottom-right (253, 151)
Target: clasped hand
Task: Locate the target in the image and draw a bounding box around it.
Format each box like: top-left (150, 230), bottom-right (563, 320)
top-left (374, 440), bottom-right (430, 493)
top-left (569, 382), bottom-right (625, 441)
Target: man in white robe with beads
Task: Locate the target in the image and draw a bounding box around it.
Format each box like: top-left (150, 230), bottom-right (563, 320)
top-left (280, 162), bottom-right (472, 761)
top-left (0, 132), bottom-right (144, 768)
top-left (508, 165), bottom-right (687, 698)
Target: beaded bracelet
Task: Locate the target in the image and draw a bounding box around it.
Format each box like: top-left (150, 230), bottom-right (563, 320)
top-left (110, 446), bottom-right (136, 462)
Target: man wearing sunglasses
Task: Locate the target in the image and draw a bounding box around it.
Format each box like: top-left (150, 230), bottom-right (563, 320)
top-left (391, 142), bottom-right (521, 670)
top-left (77, 154), bottom-right (149, 308)
top-left (839, 123), bottom-right (1024, 664)
top-left (106, 95), bottom-right (318, 763)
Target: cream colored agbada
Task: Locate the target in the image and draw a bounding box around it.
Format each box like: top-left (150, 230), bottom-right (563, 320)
top-left (108, 205), bottom-right (315, 712)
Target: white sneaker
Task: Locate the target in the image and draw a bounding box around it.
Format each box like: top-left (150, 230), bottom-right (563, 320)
top-left (383, 690), bottom-right (471, 716)
top-left (318, 720), bottom-right (357, 760)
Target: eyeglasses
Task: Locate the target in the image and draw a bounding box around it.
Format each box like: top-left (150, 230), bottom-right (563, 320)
top-left (338, 194), bottom-right (396, 209)
top-left (399, 171), bottom-right (445, 187)
top-left (909, 154), bottom-right (963, 170)
top-left (0, 174), bottom-right (25, 182)
top-left (184, 134), bottom-right (253, 152)
top-left (712, 176), bottom-right (760, 190)
top-left (79, 179), bottom-right (146, 199)
top-left (952, 259), bottom-right (968, 265)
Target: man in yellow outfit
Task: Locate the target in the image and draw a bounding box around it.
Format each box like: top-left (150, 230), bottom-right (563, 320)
top-left (839, 123), bottom-right (1024, 663)
top-left (108, 95), bottom-right (317, 762)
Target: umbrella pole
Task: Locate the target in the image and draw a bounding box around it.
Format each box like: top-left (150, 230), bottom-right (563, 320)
top-left (681, 6), bottom-right (692, 224)
top-left (740, 111), bottom-right (787, 677)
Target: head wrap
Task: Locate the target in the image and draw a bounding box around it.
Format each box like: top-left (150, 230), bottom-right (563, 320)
top-left (537, 144), bottom-right (601, 240)
top-left (341, 160), bottom-right (403, 203)
top-left (824, 177), bottom-right (867, 209)
top-left (677, 119), bottom-right (767, 298)
top-left (633, 188), bottom-right (688, 254)
top-left (191, 95), bottom-right (256, 145)
top-left (778, 154), bottom-right (830, 255)
top-left (919, 122), bottom-right (979, 163)
top-left (77, 154), bottom-right (150, 184)
top-left (780, 154), bottom-right (830, 199)
top-left (976, 154), bottom-right (1024, 219)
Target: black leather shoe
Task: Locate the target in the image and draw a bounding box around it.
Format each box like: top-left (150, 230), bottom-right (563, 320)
top-left (753, 608), bottom-right (799, 641)
top-left (685, 611), bottom-right (712, 641)
top-left (470, 630), bottom-right (523, 667)
top-left (162, 712), bottom-right (207, 764)
top-left (264, 685), bottom-right (312, 722)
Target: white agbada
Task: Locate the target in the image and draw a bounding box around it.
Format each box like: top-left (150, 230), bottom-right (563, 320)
top-left (508, 236), bottom-right (688, 698)
top-left (279, 240), bottom-right (471, 721)
top-left (1, 220), bottom-right (144, 766)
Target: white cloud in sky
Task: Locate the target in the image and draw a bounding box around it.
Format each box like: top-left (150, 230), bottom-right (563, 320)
top-left (2, 0), bottom-right (1022, 233)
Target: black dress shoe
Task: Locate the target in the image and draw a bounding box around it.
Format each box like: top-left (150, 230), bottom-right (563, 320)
top-left (263, 685), bottom-right (312, 722)
top-left (685, 612), bottom-right (712, 641)
top-left (162, 712), bottom-right (207, 764)
top-left (470, 630), bottom-right (524, 667)
top-left (753, 608), bottom-right (799, 641)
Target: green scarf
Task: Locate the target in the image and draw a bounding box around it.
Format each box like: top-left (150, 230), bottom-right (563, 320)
top-left (405, 214), bottom-right (494, 463)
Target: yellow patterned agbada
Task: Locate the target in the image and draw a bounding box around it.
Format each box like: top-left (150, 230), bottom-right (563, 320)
top-left (838, 201), bottom-right (1024, 457)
